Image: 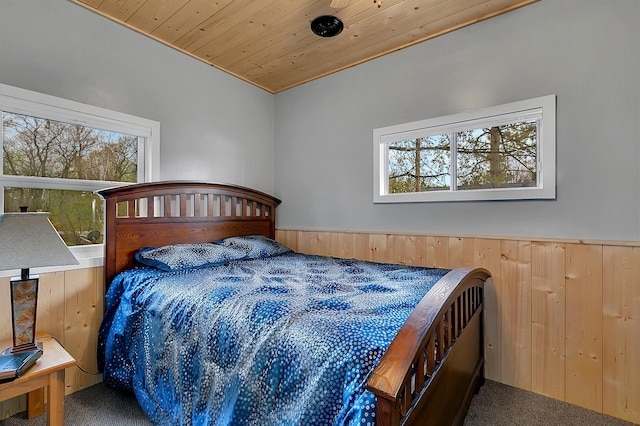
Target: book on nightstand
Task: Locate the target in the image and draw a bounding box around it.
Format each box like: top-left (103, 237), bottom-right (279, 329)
top-left (0, 348), bottom-right (42, 384)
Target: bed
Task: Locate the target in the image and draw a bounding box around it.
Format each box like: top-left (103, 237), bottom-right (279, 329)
top-left (96, 181), bottom-right (491, 426)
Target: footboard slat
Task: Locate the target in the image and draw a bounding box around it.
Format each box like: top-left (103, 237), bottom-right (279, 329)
top-left (402, 376), bottom-right (411, 415)
top-left (463, 290), bottom-right (469, 327)
top-left (443, 310), bottom-right (450, 350)
top-left (457, 294), bottom-right (463, 335)
top-left (426, 337), bottom-right (435, 379)
top-left (415, 349), bottom-right (425, 393)
top-left (367, 267), bottom-right (490, 426)
top-left (435, 321), bottom-right (444, 362)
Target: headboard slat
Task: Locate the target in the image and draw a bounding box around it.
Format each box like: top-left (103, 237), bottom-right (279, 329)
top-left (207, 194), bottom-right (214, 217)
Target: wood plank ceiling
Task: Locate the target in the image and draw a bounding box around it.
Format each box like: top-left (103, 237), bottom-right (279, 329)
top-left (70, 0), bottom-right (537, 93)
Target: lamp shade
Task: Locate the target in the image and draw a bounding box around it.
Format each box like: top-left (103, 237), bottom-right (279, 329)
top-left (0, 212), bottom-right (79, 271)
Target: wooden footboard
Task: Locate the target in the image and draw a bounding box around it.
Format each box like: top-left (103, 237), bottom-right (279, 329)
top-left (367, 267), bottom-right (490, 426)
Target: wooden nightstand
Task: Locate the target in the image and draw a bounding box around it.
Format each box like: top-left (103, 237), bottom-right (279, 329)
top-left (0, 336), bottom-right (76, 426)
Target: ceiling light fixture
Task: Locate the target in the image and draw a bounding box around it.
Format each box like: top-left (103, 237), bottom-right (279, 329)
top-left (310, 15), bottom-right (344, 38)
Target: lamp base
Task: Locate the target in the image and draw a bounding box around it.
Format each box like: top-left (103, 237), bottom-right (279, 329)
top-left (10, 275), bottom-right (40, 354)
top-left (10, 340), bottom-right (43, 354)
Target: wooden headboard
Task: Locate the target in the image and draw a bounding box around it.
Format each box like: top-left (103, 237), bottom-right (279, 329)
top-left (97, 181), bottom-right (281, 286)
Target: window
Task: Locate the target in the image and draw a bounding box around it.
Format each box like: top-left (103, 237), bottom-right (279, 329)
top-left (1, 83), bottom-right (159, 255)
top-left (373, 95), bottom-right (555, 202)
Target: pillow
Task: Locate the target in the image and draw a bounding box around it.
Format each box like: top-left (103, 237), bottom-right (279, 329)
top-left (134, 243), bottom-right (248, 272)
top-left (217, 235), bottom-right (292, 259)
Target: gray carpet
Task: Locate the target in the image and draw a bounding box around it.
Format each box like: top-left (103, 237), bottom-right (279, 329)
top-left (1, 380), bottom-right (636, 425)
top-left (464, 380), bottom-right (637, 426)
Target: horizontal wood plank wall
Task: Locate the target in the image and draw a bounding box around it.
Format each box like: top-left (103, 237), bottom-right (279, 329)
top-left (0, 268), bottom-right (103, 420)
top-left (275, 229), bottom-right (640, 424)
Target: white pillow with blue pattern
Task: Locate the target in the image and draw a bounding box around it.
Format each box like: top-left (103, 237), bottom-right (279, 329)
top-left (217, 235), bottom-right (292, 259)
top-left (135, 243), bottom-right (248, 272)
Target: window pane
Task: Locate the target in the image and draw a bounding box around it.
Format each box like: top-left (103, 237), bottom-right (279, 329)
top-left (4, 187), bottom-right (104, 246)
top-left (456, 121), bottom-right (537, 190)
top-left (387, 135), bottom-right (451, 193)
top-left (3, 112), bottom-right (138, 182)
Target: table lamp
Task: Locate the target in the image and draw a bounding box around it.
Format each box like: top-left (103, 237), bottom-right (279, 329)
top-left (0, 212), bottom-right (79, 353)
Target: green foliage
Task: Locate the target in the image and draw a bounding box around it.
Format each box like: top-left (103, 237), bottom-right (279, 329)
top-left (2, 112), bottom-right (138, 245)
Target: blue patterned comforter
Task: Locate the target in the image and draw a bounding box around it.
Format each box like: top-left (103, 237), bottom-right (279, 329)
top-left (98, 252), bottom-right (449, 425)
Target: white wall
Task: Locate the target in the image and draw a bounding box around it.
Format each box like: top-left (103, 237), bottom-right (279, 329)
top-left (274, 0), bottom-right (640, 242)
top-left (0, 0), bottom-right (275, 194)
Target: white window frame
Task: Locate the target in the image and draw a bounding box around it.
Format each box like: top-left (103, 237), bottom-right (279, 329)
top-left (373, 95), bottom-right (556, 203)
top-left (0, 83), bottom-right (160, 265)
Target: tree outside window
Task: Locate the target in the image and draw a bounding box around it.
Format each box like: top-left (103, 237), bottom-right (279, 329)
top-left (387, 121), bottom-right (537, 194)
top-left (2, 112), bottom-right (139, 245)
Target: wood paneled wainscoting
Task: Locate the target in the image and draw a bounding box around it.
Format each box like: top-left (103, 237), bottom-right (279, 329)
top-left (275, 229), bottom-right (640, 424)
top-left (1, 232), bottom-right (638, 424)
